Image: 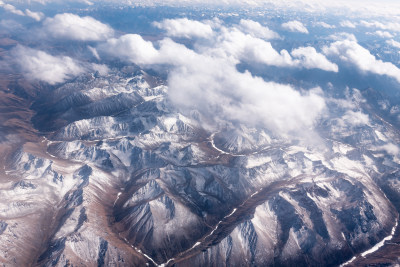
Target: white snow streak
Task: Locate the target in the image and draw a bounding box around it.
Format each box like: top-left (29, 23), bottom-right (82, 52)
top-left (122, 236), bottom-right (160, 266)
top-left (340, 256), bottom-right (356, 267)
top-left (113, 192), bottom-right (122, 207)
top-left (361, 218), bottom-right (398, 257)
top-left (341, 217), bottom-right (398, 266)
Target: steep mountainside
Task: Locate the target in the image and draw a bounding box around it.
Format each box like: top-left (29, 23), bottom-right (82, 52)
top-left (0, 68), bottom-right (399, 267)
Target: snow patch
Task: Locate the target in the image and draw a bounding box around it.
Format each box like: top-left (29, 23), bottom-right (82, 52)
top-left (246, 156), bottom-right (272, 168)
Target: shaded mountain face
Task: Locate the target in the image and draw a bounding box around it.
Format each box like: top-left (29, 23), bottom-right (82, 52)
top-left (0, 66), bottom-right (399, 267)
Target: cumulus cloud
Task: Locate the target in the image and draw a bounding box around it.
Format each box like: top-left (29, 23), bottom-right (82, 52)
top-left (360, 20), bottom-right (400, 32)
top-left (380, 143), bottom-right (400, 156)
top-left (99, 34), bottom-right (159, 64)
top-left (315, 22), bottom-right (336, 29)
top-left (153, 18), bottom-right (213, 39)
top-left (328, 32), bottom-right (357, 42)
top-left (340, 20), bottom-right (356, 28)
top-left (340, 110), bottom-right (370, 126)
top-left (237, 19), bottom-right (280, 39)
top-left (15, 0), bottom-right (400, 17)
top-left (90, 63), bottom-right (109, 75)
top-left (101, 20), bottom-right (336, 74)
top-left (10, 45), bottom-right (107, 84)
top-left (4, 0), bottom-right (400, 18)
top-left (323, 38), bottom-right (400, 83)
top-left (98, 30), bottom-right (327, 137)
top-left (2, 3), bottom-right (24, 16)
top-left (43, 13), bottom-right (114, 41)
top-left (24, 9), bottom-right (44, 21)
top-left (159, 39), bottom-right (326, 136)
top-left (167, 61), bottom-right (326, 136)
top-left (210, 28), bottom-right (293, 67)
top-left (369, 30), bottom-right (394, 38)
top-left (202, 26), bottom-right (337, 72)
top-left (281, 20), bottom-right (309, 34)
top-left (291, 47), bottom-right (339, 72)
top-left (11, 45), bottom-right (84, 84)
top-left (96, 18), bottom-right (347, 137)
top-left (0, 2), bottom-right (44, 21)
top-left (386, 39), bottom-right (400, 49)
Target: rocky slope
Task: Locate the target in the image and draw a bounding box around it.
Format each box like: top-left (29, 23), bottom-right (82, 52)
top-left (0, 68), bottom-right (399, 266)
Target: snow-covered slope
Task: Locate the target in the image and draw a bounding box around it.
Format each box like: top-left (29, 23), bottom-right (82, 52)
top-left (1, 69), bottom-right (399, 267)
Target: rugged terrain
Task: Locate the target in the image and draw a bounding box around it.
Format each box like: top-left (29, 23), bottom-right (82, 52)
top-left (0, 67), bottom-right (400, 267)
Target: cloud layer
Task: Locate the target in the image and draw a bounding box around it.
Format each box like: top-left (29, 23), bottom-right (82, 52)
top-left (6, 11), bottom-right (398, 141)
top-left (4, 0), bottom-right (400, 19)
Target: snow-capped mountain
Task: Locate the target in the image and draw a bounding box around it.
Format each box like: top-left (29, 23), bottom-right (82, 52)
top-left (0, 67), bottom-right (399, 267)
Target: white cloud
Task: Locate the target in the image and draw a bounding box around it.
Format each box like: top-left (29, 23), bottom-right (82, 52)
top-left (2, 3), bottom-right (24, 16)
top-left (172, 69), bottom-right (326, 137)
top-left (43, 13), bottom-right (114, 41)
top-left (323, 38), bottom-right (400, 83)
top-left (4, 0), bottom-right (400, 18)
top-left (79, 0), bottom-right (93, 5)
top-left (98, 31), bottom-right (327, 138)
top-left (210, 28), bottom-right (293, 67)
top-left (11, 45), bottom-right (84, 84)
top-left (0, 2), bottom-right (44, 20)
top-left (386, 39), bottom-right (400, 49)
top-left (340, 20), bottom-right (356, 28)
top-left (99, 34), bottom-right (159, 64)
top-left (281, 20), bottom-right (309, 34)
top-left (90, 63), bottom-right (109, 75)
top-left (96, 18), bottom-right (344, 138)
top-left (379, 143), bottom-right (400, 156)
top-left (88, 45), bottom-right (100, 60)
top-left (24, 9), bottom-right (44, 21)
top-left (5, 0), bottom-right (93, 5)
top-left (369, 30), bottom-right (394, 38)
top-left (11, 45), bottom-right (107, 84)
top-left (101, 19), bottom-right (338, 74)
top-left (315, 22), bottom-right (336, 29)
top-left (360, 20), bottom-right (400, 32)
top-left (238, 19), bottom-right (280, 39)
top-left (328, 32), bottom-right (357, 42)
top-left (198, 26), bottom-right (337, 72)
top-left (153, 18), bottom-right (213, 39)
top-left (291, 47), bottom-right (338, 72)
top-left (160, 38), bottom-right (326, 136)
top-left (340, 110), bottom-right (370, 126)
